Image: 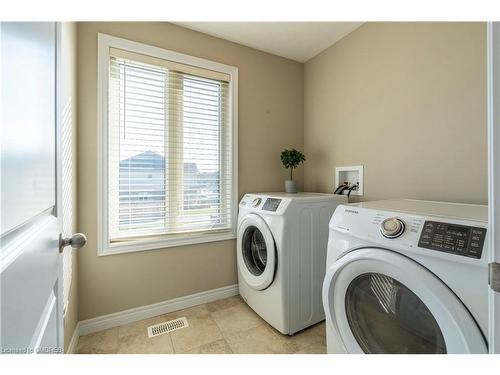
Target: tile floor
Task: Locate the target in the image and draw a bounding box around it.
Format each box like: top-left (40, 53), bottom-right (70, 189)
top-left (76, 295), bottom-right (326, 354)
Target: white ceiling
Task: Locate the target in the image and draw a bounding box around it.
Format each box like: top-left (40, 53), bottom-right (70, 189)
top-left (175, 22), bottom-right (364, 63)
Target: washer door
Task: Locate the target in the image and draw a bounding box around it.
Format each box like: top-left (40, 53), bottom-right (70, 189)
top-left (322, 248), bottom-right (487, 354)
top-left (237, 214), bottom-right (276, 290)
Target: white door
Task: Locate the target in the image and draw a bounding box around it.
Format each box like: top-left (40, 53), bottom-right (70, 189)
top-left (0, 22), bottom-right (85, 354)
top-left (237, 214), bottom-right (276, 290)
top-left (488, 21), bottom-right (500, 354)
top-left (322, 248), bottom-right (487, 354)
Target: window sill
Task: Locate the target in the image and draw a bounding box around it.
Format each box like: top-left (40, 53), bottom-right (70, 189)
top-left (98, 230), bottom-right (236, 256)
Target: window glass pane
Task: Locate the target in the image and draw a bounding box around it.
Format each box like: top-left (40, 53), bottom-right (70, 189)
top-left (117, 60), bottom-right (166, 233)
top-left (345, 273), bottom-right (447, 354)
top-left (180, 75), bottom-right (222, 229)
top-left (108, 51), bottom-right (232, 241)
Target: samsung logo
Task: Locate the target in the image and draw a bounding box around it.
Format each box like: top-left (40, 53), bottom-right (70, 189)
top-left (345, 209), bottom-right (359, 214)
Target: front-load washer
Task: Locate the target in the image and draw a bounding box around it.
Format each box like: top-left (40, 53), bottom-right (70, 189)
top-left (322, 199), bottom-right (488, 354)
top-left (237, 192), bottom-right (347, 335)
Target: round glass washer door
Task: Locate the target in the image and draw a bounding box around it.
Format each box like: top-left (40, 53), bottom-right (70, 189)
top-left (345, 273), bottom-right (446, 353)
top-left (237, 214), bottom-right (276, 290)
top-left (322, 248), bottom-right (487, 354)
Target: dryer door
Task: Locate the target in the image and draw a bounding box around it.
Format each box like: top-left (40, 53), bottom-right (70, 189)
top-left (237, 214), bottom-right (276, 290)
top-left (322, 248), bottom-right (487, 354)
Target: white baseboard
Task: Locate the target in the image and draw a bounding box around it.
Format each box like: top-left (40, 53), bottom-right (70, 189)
top-left (78, 284), bottom-right (239, 336)
top-left (66, 323), bottom-right (80, 354)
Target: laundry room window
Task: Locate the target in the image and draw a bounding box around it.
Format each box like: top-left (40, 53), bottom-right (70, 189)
top-left (97, 34), bottom-right (238, 255)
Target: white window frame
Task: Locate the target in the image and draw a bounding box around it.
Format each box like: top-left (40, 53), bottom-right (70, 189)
top-left (97, 33), bottom-right (238, 256)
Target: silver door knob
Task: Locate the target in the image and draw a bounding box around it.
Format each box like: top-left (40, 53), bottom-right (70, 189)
top-left (59, 233), bottom-right (87, 253)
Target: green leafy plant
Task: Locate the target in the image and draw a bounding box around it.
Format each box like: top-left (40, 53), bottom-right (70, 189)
top-left (281, 149), bottom-right (306, 180)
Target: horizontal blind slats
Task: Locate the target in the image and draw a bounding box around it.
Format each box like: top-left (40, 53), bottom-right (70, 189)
top-left (108, 51), bottom-right (232, 240)
top-left (110, 48), bottom-right (230, 82)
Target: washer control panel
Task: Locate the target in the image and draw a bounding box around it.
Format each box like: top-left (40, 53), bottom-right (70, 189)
top-left (418, 221), bottom-right (487, 259)
top-left (262, 198), bottom-right (282, 212)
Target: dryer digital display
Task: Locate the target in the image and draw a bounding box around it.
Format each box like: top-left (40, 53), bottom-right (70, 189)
top-left (418, 221), bottom-right (486, 259)
top-left (262, 198), bottom-right (282, 212)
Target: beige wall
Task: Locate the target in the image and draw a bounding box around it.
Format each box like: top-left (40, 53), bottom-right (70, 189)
top-left (76, 21), bottom-right (487, 322)
top-left (304, 22), bottom-right (487, 204)
top-left (60, 22), bottom-right (79, 352)
top-left (77, 22), bottom-right (304, 320)
top-left (64, 261), bottom-right (78, 352)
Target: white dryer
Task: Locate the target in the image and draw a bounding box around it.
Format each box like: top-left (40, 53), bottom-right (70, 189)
top-left (237, 192), bottom-right (347, 335)
top-left (322, 199), bottom-right (488, 354)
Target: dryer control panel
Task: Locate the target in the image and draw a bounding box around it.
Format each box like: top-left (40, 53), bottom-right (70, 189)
top-left (417, 221), bottom-right (487, 259)
top-left (262, 198), bottom-right (282, 212)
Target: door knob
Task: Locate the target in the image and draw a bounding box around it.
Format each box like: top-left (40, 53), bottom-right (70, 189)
top-left (59, 233), bottom-right (87, 253)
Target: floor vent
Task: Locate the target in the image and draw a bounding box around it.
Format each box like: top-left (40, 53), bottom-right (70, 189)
top-left (147, 317), bottom-right (189, 338)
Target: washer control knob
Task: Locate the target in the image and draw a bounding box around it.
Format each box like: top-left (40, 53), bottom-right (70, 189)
top-left (252, 198), bottom-right (262, 207)
top-left (380, 218), bottom-right (405, 238)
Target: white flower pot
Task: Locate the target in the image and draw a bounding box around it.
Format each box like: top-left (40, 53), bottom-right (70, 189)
top-left (285, 180), bottom-right (298, 193)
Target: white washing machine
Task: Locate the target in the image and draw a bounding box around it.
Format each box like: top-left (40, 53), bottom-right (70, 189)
top-left (322, 199), bottom-right (489, 354)
top-left (237, 192), bottom-right (347, 335)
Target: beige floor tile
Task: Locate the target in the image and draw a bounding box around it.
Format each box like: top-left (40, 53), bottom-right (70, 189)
top-left (163, 303), bottom-right (210, 320)
top-left (211, 302), bottom-right (264, 336)
top-left (75, 297), bottom-right (328, 354)
top-left (117, 332), bottom-right (174, 354)
top-left (225, 325), bottom-right (296, 354)
top-left (282, 321), bottom-right (326, 352)
top-left (77, 327), bottom-right (119, 354)
top-left (205, 295), bottom-right (244, 313)
top-left (169, 311), bottom-right (224, 353)
top-left (183, 339), bottom-right (233, 354)
top-left (294, 341), bottom-right (327, 354)
top-left (117, 315), bottom-right (167, 339)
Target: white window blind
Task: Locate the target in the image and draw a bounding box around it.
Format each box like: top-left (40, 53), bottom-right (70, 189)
top-left (107, 48), bottom-right (234, 243)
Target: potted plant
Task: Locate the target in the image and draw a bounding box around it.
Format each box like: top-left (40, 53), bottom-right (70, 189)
top-left (280, 148), bottom-right (306, 193)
